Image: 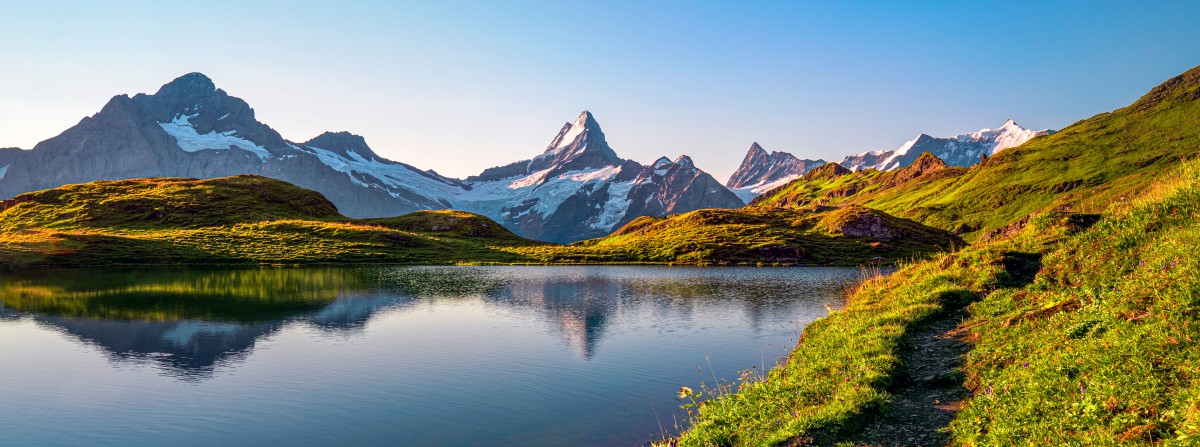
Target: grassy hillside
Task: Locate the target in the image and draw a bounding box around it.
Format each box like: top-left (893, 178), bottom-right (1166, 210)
top-left (660, 65), bottom-right (1200, 446)
top-left (0, 175), bottom-right (543, 265)
top-left (0, 174), bottom-right (963, 267)
top-left (751, 64), bottom-right (1200, 237)
top-left (663, 157), bottom-right (1200, 447)
top-left (949, 164), bottom-right (1200, 444)
top-left (514, 205), bottom-right (962, 266)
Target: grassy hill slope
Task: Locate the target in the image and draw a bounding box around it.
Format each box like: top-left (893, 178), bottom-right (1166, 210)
top-left (515, 205), bottom-right (962, 266)
top-left (666, 153), bottom-right (1200, 447)
top-left (662, 65), bottom-right (1200, 446)
top-left (751, 64), bottom-right (1200, 236)
top-left (0, 175), bottom-right (543, 265)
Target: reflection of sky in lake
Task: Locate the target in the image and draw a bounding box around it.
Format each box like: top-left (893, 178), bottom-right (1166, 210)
top-left (0, 266), bottom-right (863, 447)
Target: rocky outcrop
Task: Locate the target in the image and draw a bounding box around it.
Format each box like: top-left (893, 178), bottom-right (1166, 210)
top-left (817, 205), bottom-right (961, 244)
top-left (756, 244), bottom-right (806, 262)
top-left (977, 213), bottom-right (1037, 242)
top-left (828, 211), bottom-right (902, 241)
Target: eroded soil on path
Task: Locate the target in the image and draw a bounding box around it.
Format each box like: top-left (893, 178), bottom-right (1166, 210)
top-left (842, 309), bottom-right (972, 447)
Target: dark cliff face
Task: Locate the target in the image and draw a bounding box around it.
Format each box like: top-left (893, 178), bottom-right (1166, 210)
top-left (726, 142), bottom-right (826, 188)
top-left (620, 156), bottom-right (745, 226)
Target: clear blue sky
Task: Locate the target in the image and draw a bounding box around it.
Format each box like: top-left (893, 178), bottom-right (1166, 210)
top-left (2, 1), bottom-right (1198, 181)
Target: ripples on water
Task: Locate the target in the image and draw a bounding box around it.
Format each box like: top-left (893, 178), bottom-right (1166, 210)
top-left (0, 266), bottom-right (863, 446)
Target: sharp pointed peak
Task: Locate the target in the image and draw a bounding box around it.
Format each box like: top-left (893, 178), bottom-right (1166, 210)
top-left (999, 119), bottom-right (1022, 129)
top-left (572, 110), bottom-right (600, 128)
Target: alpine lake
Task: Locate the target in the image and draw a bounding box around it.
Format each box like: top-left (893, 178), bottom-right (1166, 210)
top-left (0, 266), bottom-right (865, 447)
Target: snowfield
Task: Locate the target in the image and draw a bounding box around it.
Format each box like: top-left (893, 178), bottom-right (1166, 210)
top-left (159, 114), bottom-right (271, 160)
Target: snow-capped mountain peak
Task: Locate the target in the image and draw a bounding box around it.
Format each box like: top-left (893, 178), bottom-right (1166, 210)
top-left (544, 110), bottom-right (594, 153)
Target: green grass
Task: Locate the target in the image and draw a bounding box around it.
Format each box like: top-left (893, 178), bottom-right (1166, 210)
top-left (949, 163), bottom-right (1200, 445)
top-left (662, 170), bottom-right (1185, 446)
top-left (0, 174), bottom-right (960, 267)
top-left (662, 65), bottom-right (1200, 446)
top-left (0, 175), bottom-right (545, 266)
top-left (661, 219), bottom-right (1054, 446)
top-left (513, 205), bottom-right (961, 266)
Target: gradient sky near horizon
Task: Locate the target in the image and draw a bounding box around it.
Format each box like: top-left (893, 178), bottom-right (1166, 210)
top-left (2, 1), bottom-right (1199, 182)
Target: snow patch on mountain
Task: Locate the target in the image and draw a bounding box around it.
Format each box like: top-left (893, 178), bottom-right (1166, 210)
top-left (0, 164), bottom-right (7, 180)
top-left (453, 164), bottom-right (622, 220)
top-left (555, 120), bottom-right (586, 150)
top-left (300, 144), bottom-right (458, 202)
top-left (591, 180), bottom-right (636, 230)
top-left (159, 113), bottom-right (271, 160)
top-left (730, 175), bottom-right (799, 203)
top-left (967, 119), bottom-right (1050, 154)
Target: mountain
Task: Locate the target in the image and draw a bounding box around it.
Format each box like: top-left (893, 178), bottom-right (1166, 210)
top-left (725, 142), bottom-right (827, 202)
top-left (0, 73), bottom-right (744, 244)
top-left (839, 120), bottom-right (1054, 172)
top-left (0, 73), bottom-right (461, 219)
top-left (456, 112), bottom-right (744, 243)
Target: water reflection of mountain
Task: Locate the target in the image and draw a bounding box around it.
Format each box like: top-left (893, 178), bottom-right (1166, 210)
top-left (461, 267), bottom-right (845, 359)
top-left (1, 293), bottom-right (414, 380)
top-left (24, 315), bottom-right (280, 379)
top-left (0, 266), bottom-right (853, 378)
top-left (0, 267), bottom-right (409, 380)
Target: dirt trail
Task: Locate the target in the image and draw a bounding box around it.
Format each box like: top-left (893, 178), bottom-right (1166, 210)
top-left (803, 251), bottom-right (1041, 447)
top-left (841, 309), bottom-right (972, 447)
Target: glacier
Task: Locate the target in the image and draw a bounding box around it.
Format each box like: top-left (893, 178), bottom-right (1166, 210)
top-left (158, 114), bottom-right (271, 160)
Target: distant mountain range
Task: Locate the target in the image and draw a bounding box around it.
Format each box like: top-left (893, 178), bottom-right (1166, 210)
top-left (838, 119), bottom-right (1055, 172)
top-left (722, 121), bottom-right (1055, 203)
top-left (0, 73), bottom-right (741, 243)
top-left (0, 72), bottom-right (1057, 243)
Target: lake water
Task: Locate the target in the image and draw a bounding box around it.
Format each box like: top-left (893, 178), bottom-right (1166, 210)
top-left (0, 266), bottom-right (860, 447)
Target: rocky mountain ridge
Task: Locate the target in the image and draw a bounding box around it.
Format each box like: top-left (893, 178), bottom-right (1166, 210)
top-left (0, 73), bottom-right (742, 244)
top-left (725, 142), bottom-right (827, 203)
top-left (839, 119), bottom-right (1054, 172)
